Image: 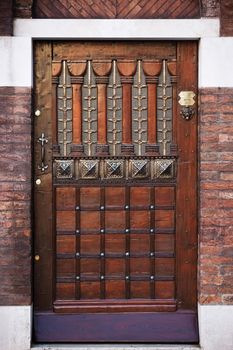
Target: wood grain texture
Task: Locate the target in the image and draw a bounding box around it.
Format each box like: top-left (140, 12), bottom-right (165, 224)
top-left (176, 41), bottom-right (198, 310)
top-left (53, 41), bottom-right (176, 61)
top-left (34, 0), bottom-right (200, 18)
top-left (34, 42), bottom-right (54, 311)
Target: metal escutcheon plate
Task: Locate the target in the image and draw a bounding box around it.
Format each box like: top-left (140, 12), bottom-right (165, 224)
top-left (178, 91), bottom-right (196, 107)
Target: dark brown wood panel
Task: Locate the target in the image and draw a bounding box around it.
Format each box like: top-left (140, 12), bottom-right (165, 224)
top-left (176, 41), bottom-right (198, 310)
top-left (55, 185), bottom-right (177, 308)
top-left (34, 0), bottom-right (200, 18)
top-left (34, 42), bottom-right (53, 311)
top-left (53, 41), bottom-right (176, 61)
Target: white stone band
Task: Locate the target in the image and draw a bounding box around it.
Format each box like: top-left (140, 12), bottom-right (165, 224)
top-left (198, 304), bottom-right (233, 350)
top-left (14, 18), bottom-right (219, 39)
top-left (0, 305), bottom-right (32, 350)
top-left (3, 19), bottom-right (231, 87)
top-left (0, 37), bottom-right (32, 87)
top-left (199, 37), bottom-right (233, 88)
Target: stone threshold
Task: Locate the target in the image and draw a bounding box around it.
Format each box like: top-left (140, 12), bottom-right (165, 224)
top-left (32, 345), bottom-right (201, 350)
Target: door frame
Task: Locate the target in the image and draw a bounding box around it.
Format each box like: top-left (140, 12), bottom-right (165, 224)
top-left (33, 39), bottom-right (198, 343)
top-left (1, 16), bottom-right (221, 350)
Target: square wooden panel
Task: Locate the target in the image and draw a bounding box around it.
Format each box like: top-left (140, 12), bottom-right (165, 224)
top-left (56, 235), bottom-right (76, 254)
top-left (105, 234), bottom-right (125, 254)
top-left (155, 210), bottom-right (174, 228)
top-left (155, 281), bottom-right (175, 299)
top-left (80, 211), bottom-right (100, 230)
top-left (80, 187), bottom-right (101, 208)
top-left (105, 280), bottom-right (125, 299)
top-left (105, 187), bottom-right (125, 208)
top-left (105, 258), bottom-right (125, 275)
top-left (105, 211), bottom-right (125, 230)
top-left (155, 258), bottom-right (175, 276)
top-left (130, 281), bottom-right (150, 299)
top-left (155, 234), bottom-right (175, 254)
top-left (155, 187), bottom-right (175, 206)
top-left (56, 187), bottom-right (76, 210)
top-left (155, 234), bottom-right (175, 253)
top-left (130, 258), bottom-right (150, 274)
top-left (56, 211), bottom-right (76, 231)
top-left (80, 258), bottom-right (100, 275)
top-left (130, 234), bottom-right (150, 254)
top-left (130, 187), bottom-right (151, 207)
top-left (56, 259), bottom-right (76, 277)
top-left (80, 282), bottom-right (101, 299)
top-left (130, 211), bottom-right (150, 229)
top-left (80, 235), bottom-right (101, 255)
top-left (56, 283), bottom-right (75, 299)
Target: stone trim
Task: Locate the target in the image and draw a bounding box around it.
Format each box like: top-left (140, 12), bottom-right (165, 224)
top-left (199, 38), bottom-right (233, 88)
top-left (13, 18), bottom-right (220, 39)
top-left (0, 37), bottom-right (32, 87)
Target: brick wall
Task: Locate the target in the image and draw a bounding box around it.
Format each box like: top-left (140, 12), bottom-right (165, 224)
top-left (0, 87), bottom-right (32, 305)
top-left (220, 0), bottom-right (233, 36)
top-left (0, 1), bottom-right (13, 35)
top-left (14, 0), bottom-right (33, 18)
top-left (201, 0), bottom-right (220, 17)
top-left (199, 88), bottom-right (233, 304)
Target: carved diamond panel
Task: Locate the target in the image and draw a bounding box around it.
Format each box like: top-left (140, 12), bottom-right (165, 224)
top-left (104, 160), bottom-right (124, 179)
top-left (55, 160), bottom-right (74, 179)
top-left (153, 159), bottom-right (175, 179)
top-left (129, 160), bottom-right (149, 178)
top-left (79, 160), bottom-right (99, 179)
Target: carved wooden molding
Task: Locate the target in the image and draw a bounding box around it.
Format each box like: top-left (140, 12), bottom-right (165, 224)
top-left (33, 0), bottom-right (200, 19)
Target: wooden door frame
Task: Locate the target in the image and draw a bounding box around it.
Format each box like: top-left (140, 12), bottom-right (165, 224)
top-left (33, 40), bottom-right (198, 343)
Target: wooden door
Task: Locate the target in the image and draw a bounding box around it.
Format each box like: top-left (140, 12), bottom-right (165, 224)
top-left (34, 41), bottom-right (198, 343)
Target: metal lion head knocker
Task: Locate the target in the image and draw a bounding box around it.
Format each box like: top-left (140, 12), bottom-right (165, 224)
top-left (178, 91), bottom-right (196, 120)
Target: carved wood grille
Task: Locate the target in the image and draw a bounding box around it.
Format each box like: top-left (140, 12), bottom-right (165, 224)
top-left (53, 59), bottom-right (177, 182)
top-left (53, 55), bottom-right (177, 310)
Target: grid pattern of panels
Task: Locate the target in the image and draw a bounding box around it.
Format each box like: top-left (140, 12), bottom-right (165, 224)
top-left (56, 186), bottom-right (175, 301)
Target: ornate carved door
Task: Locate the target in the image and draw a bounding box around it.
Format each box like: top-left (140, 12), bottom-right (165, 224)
top-left (34, 41), bottom-right (198, 342)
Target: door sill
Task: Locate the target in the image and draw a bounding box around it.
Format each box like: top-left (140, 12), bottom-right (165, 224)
top-left (32, 345), bottom-right (201, 350)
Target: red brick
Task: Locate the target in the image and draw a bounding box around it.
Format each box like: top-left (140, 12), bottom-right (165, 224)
top-left (0, 87), bottom-right (31, 305)
top-left (201, 0), bottom-right (220, 17)
top-left (200, 88), bottom-right (233, 305)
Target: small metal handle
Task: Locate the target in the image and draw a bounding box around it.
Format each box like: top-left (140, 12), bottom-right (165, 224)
top-left (38, 133), bottom-right (48, 172)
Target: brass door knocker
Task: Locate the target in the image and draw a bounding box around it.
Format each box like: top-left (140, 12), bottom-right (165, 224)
top-left (178, 91), bottom-right (196, 120)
